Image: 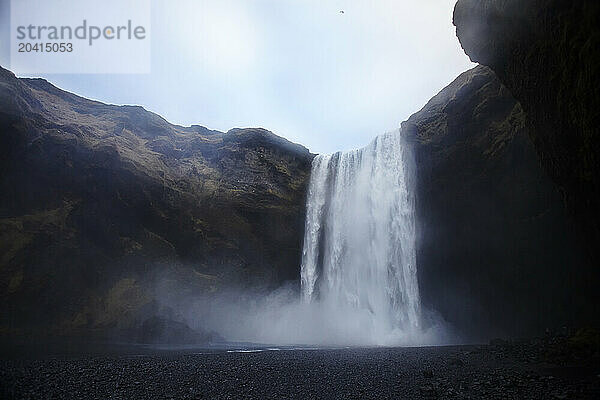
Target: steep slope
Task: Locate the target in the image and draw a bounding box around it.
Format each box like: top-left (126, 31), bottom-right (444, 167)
top-left (2, 59), bottom-right (593, 342)
top-left (403, 66), bottom-right (592, 339)
top-left (0, 66), bottom-right (313, 339)
top-left (453, 0), bottom-right (600, 266)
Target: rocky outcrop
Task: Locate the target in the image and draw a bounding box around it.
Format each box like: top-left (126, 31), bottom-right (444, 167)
top-left (0, 66), bottom-right (313, 340)
top-left (453, 0), bottom-right (600, 266)
top-left (403, 66), bottom-right (593, 339)
top-left (2, 52), bottom-right (594, 342)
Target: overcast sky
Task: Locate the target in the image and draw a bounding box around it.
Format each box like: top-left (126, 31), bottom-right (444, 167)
top-left (0, 0), bottom-right (474, 154)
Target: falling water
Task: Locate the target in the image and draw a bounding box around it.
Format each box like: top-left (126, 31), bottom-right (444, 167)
top-left (300, 130), bottom-right (421, 338)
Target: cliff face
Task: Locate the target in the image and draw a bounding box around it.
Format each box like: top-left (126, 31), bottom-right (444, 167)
top-left (403, 66), bottom-right (592, 339)
top-left (2, 53), bottom-right (594, 342)
top-left (453, 0), bottom-right (600, 265)
top-left (0, 66), bottom-right (313, 339)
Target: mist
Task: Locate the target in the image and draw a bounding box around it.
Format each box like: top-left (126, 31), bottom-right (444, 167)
top-left (152, 281), bottom-right (452, 347)
top-left (149, 131), bottom-right (454, 348)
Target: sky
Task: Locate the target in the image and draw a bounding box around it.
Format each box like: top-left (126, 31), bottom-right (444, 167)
top-left (0, 0), bottom-right (474, 154)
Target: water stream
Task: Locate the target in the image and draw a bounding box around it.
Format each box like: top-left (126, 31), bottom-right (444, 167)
top-left (300, 131), bottom-right (421, 337)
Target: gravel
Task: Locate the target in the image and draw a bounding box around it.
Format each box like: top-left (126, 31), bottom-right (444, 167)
top-left (1, 343), bottom-right (599, 399)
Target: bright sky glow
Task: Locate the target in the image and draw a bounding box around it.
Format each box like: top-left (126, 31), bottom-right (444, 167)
top-left (0, 0), bottom-right (474, 153)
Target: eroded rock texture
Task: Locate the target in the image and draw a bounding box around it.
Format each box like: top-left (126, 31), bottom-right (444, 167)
top-left (404, 66), bottom-right (592, 339)
top-left (453, 0), bottom-right (600, 265)
top-left (0, 66), bottom-right (313, 340)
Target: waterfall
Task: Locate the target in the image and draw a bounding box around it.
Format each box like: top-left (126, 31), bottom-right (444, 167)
top-left (300, 130), bottom-right (421, 336)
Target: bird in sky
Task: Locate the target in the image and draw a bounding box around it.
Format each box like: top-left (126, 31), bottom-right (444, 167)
top-left (339, 10), bottom-right (344, 14)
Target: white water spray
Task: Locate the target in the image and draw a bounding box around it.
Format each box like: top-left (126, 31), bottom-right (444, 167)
top-left (300, 130), bottom-right (421, 340)
top-left (173, 131), bottom-right (442, 346)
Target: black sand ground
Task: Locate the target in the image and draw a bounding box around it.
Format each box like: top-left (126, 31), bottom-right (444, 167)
top-left (1, 340), bottom-right (599, 399)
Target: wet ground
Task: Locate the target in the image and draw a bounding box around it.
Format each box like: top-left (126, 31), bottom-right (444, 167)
top-left (1, 340), bottom-right (599, 399)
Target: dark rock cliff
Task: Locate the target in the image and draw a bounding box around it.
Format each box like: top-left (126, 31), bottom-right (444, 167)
top-left (0, 66), bottom-right (313, 339)
top-left (2, 50), bottom-right (594, 342)
top-left (403, 66), bottom-right (593, 340)
top-left (453, 0), bottom-right (600, 266)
